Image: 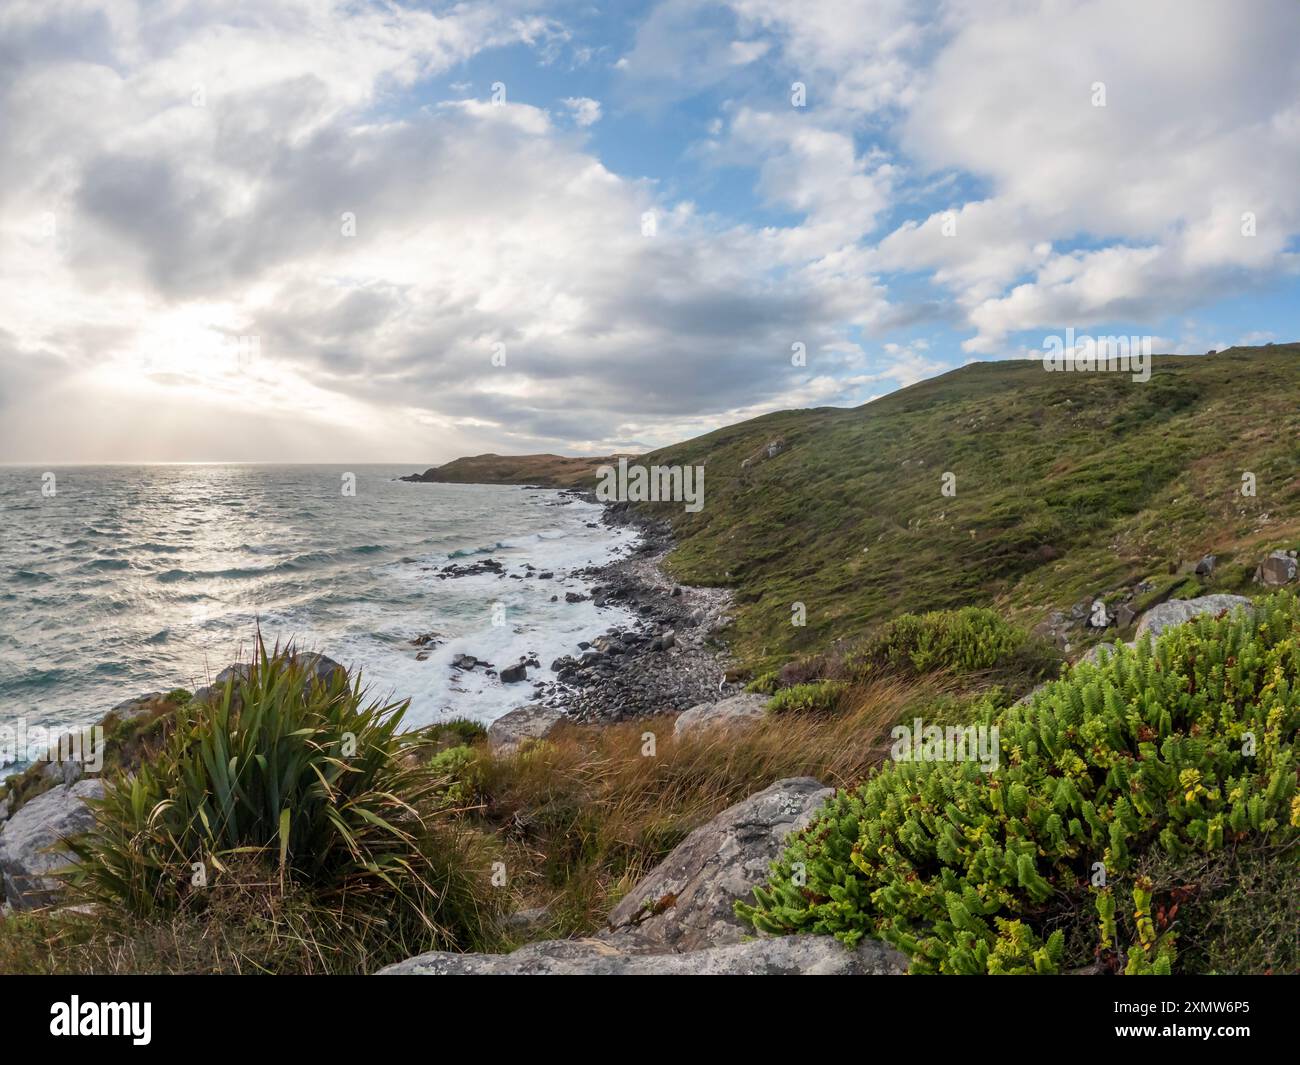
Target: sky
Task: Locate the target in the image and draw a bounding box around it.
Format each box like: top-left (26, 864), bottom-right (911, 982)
top-left (1, 0), bottom-right (1298, 464)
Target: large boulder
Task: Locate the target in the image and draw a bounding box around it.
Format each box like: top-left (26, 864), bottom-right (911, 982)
top-left (0, 779), bottom-right (103, 909)
top-left (672, 692), bottom-right (769, 739)
top-left (1255, 550), bottom-right (1298, 587)
top-left (1134, 594), bottom-right (1254, 639)
top-left (601, 777), bottom-right (831, 952)
top-left (487, 704), bottom-right (565, 754)
top-left (379, 934), bottom-right (905, 976)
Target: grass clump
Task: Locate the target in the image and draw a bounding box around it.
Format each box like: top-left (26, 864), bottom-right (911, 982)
top-left (737, 593), bottom-right (1299, 974)
top-left (768, 680), bottom-right (849, 715)
top-left (49, 642), bottom-right (501, 972)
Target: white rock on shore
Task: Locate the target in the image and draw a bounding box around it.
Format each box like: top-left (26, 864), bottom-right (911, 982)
top-left (672, 692), bottom-right (768, 739)
top-left (486, 704), bottom-right (566, 753)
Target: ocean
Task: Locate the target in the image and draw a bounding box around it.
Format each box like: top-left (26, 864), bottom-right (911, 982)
top-left (0, 464), bottom-right (638, 771)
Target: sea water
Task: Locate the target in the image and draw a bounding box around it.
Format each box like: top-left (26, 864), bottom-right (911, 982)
top-left (0, 464), bottom-right (638, 770)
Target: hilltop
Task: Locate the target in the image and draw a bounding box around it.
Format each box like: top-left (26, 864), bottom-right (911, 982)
top-left (422, 342), bottom-right (1300, 672)
top-left (401, 452), bottom-right (631, 488)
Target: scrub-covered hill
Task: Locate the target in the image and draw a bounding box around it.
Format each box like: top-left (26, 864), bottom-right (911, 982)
top-left (636, 343), bottom-right (1300, 669)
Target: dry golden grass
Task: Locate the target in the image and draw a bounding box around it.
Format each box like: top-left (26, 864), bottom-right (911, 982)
top-left (465, 677), bottom-right (940, 939)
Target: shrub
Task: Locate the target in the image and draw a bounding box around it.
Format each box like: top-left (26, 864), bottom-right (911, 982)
top-left (767, 680), bottom-right (849, 715)
top-left (738, 593), bottom-right (1299, 974)
top-left (66, 643), bottom-right (500, 970)
top-left (851, 606), bottom-right (1043, 677)
top-left (425, 717), bottom-right (488, 747)
top-left (429, 744), bottom-right (481, 808)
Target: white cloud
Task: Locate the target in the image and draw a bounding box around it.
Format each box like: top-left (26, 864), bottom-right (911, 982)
top-left (561, 96), bottom-right (602, 126)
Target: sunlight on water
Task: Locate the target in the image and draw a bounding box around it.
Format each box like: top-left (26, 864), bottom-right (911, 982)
top-left (0, 465), bottom-right (638, 755)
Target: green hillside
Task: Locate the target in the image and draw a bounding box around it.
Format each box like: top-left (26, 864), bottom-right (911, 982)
top-left (638, 343), bottom-right (1300, 670)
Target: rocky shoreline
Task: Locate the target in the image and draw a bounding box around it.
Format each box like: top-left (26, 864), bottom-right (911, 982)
top-left (422, 487), bottom-right (741, 729)
top-left (528, 494), bottom-right (740, 724)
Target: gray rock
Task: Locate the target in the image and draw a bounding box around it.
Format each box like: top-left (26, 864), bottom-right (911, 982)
top-left (673, 692), bottom-right (769, 739)
top-left (487, 704), bottom-right (565, 754)
top-left (1114, 603), bottom-right (1136, 629)
top-left (1077, 641), bottom-right (1120, 666)
top-left (499, 662), bottom-right (528, 684)
top-left (379, 934), bottom-right (905, 975)
top-left (0, 779), bottom-right (104, 909)
top-left (104, 692), bottom-right (167, 722)
top-left (1195, 555), bottom-right (1216, 576)
top-left (602, 777), bottom-right (831, 952)
top-left (1256, 550), bottom-right (1297, 586)
top-left (1134, 594), bottom-right (1254, 639)
top-left (195, 653), bottom-right (345, 703)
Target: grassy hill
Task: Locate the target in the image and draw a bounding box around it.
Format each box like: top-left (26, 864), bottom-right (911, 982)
top-left (634, 343), bottom-right (1300, 669)
top-left (405, 452), bottom-right (632, 488)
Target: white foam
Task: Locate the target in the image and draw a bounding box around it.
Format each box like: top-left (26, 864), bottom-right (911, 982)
top-left (294, 498), bottom-right (641, 728)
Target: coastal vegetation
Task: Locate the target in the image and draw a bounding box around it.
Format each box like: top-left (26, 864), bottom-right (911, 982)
top-left (4, 344), bottom-right (1300, 975)
top-left (738, 595), bottom-right (1299, 974)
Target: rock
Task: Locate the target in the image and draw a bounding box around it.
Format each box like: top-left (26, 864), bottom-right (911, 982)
top-left (1077, 641), bottom-right (1124, 666)
top-left (104, 692), bottom-right (167, 723)
top-left (1255, 550), bottom-right (1297, 586)
top-left (399, 468), bottom-right (440, 482)
top-left (379, 934), bottom-right (905, 976)
top-left (1114, 603), bottom-right (1136, 629)
top-left (486, 705), bottom-right (565, 754)
top-left (1032, 611), bottom-right (1073, 650)
top-left (194, 653), bottom-right (345, 703)
top-left (0, 779), bottom-right (104, 909)
top-left (1134, 594), bottom-right (1254, 639)
top-left (504, 906), bottom-right (552, 933)
top-left (601, 777), bottom-right (831, 952)
top-left (672, 692), bottom-right (769, 739)
top-left (499, 662), bottom-right (528, 684)
top-left (1195, 555), bottom-right (1216, 576)
top-left (451, 653), bottom-right (479, 671)
top-left (564, 591), bottom-right (587, 603)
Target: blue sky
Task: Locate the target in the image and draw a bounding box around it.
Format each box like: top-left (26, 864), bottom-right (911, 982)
top-left (1, 0), bottom-right (1298, 463)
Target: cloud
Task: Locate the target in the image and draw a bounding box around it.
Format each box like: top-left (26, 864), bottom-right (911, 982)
top-left (561, 96), bottom-right (601, 125)
top-left (2, 0), bottom-right (1298, 462)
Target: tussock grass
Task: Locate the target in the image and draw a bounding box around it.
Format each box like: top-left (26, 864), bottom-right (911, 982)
top-left (464, 677), bottom-right (941, 937)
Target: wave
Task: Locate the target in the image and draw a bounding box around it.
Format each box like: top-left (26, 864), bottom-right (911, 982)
top-left (154, 544), bottom-right (393, 583)
top-left (80, 558), bottom-right (132, 571)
